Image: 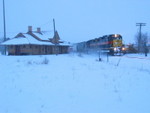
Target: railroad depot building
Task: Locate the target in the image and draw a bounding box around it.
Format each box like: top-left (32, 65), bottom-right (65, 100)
top-left (1, 26), bottom-right (70, 55)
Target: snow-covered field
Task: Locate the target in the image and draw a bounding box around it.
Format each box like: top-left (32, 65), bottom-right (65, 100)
top-left (0, 53), bottom-right (150, 113)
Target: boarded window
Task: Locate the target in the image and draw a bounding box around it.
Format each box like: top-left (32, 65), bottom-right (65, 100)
top-left (10, 45), bottom-right (14, 49)
top-left (23, 45), bottom-right (26, 48)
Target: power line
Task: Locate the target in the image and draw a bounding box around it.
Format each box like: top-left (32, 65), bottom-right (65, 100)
top-left (136, 23), bottom-right (146, 33)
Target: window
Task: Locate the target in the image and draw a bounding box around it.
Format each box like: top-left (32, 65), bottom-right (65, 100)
top-left (10, 45), bottom-right (14, 49)
top-left (23, 45), bottom-right (26, 48)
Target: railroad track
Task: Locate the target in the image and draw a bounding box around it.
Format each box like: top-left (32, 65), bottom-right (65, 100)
top-left (123, 55), bottom-right (150, 60)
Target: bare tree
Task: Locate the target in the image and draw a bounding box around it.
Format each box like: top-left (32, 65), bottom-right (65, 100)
top-left (135, 32), bottom-right (148, 54)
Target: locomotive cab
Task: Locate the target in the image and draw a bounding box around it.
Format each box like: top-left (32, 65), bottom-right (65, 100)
top-left (109, 34), bottom-right (125, 55)
top-left (76, 34), bottom-right (126, 56)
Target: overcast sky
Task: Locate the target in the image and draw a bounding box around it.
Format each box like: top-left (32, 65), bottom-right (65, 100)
top-left (0, 0), bottom-right (150, 43)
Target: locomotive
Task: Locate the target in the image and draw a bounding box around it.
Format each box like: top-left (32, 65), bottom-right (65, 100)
top-left (76, 34), bottom-right (126, 55)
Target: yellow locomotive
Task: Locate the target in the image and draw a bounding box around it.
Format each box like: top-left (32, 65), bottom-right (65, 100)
top-left (77, 34), bottom-right (126, 55)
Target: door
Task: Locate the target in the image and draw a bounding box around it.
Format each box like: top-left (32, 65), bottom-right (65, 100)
top-left (15, 45), bottom-right (20, 55)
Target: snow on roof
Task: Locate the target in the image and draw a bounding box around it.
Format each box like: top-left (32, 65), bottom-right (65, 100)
top-left (58, 41), bottom-right (71, 46)
top-left (1, 28), bottom-right (70, 46)
top-left (1, 34), bottom-right (54, 46)
top-left (1, 37), bottom-right (29, 45)
top-left (24, 34), bottom-right (54, 45)
top-left (33, 31), bottom-right (53, 40)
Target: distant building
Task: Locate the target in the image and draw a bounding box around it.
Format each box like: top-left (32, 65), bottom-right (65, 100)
top-left (1, 26), bottom-right (70, 55)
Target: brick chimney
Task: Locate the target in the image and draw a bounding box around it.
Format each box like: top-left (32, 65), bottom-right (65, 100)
top-left (37, 27), bottom-right (42, 34)
top-left (28, 26), bottom-right (32, 32)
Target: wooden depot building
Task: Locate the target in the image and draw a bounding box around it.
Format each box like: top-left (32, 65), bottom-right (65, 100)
top-left (1, 26), bottom-right (70, 55)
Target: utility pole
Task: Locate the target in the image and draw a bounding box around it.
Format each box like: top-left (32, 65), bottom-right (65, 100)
top-left (53, 19), bottom-right (56, 35)
top-left (3, 0), bottom-right (6, 55)
top-left (136, 23), bottom-right (146, 52)
top-left (53, 19), bottom-right (58, 55)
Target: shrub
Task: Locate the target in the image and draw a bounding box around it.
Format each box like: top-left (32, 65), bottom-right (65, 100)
top-left (42, 57), bottom-right (49, 64)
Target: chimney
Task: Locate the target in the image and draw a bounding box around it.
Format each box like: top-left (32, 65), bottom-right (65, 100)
top-left (37, 27), bottom-right (42, 34)
top-left (28, 26), bottom-right (32, 32)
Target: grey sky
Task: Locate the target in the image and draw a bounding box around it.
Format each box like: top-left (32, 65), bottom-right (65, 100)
top-left (0, 0), bottom-right (150, 43)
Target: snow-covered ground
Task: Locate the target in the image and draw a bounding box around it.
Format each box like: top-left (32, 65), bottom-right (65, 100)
top-left (0, 53), bottom-right (150, 113)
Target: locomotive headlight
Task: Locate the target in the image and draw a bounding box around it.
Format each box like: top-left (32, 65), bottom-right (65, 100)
top-left (122, 47), bottom-right (125, 51)
top-left (114, 47), bottom-right (117, 51)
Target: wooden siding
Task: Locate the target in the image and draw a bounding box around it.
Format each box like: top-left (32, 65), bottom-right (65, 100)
top-left (7, 45), bottom-right (69, 55)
